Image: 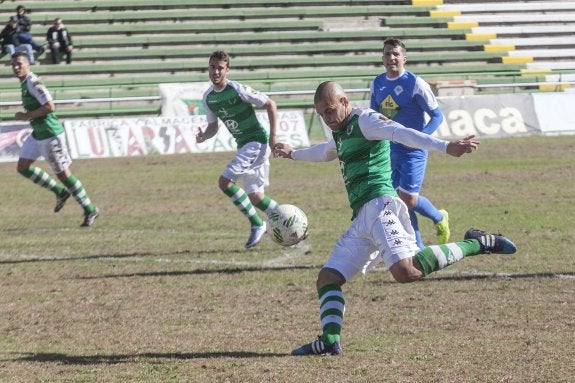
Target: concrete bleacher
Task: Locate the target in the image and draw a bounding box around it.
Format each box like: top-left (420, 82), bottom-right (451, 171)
top-left (436, 0), bottom-right (575, 92)
top-left (0, 0), bottom-right (572, 119)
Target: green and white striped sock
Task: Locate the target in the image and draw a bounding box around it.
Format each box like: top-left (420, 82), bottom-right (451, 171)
top-left (318, 284), bottom-right (345, 346)
top-left (415, 240), bottom-right (482, 276)
top-left (63, 175), bottom-right (96, 214)
top-left (255, 196), bottom-right (278, 215)
top-left (224, 185), bottom-right (263, 227)
top-left (19, 165), bottom-right (65, 195)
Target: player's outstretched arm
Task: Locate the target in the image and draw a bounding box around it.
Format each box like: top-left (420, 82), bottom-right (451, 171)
top-left (195, 121), bottom-right (219, 143)
top-left (446, 135), bottom-right (480, 157)
top-left (273, 142), bottom-right (294, 159)
top-left (265, 99), bottom-right (278, 152)
top-left (274, 140), bottom-right (338, 162)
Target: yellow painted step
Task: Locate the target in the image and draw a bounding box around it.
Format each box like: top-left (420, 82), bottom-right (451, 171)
top-left (412, 0), bottom-right (443, 5)
top-left (484, 44), bottom-right (515, 52)
top-left (539, 83), bottom-right (571, 91)
top-left (521, 68), bottom-right (552, 76)
top-left (502, 56), bottom-right (533, 64)
top-left (466, 33), bottom-right (497, 40)
top-left (430, 10), bottom-right (460, 17)
top-left (448, 21), bottom-right (479, 29)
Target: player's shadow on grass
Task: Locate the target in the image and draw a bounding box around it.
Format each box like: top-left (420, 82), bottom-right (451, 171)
top-left (0, 248), bottom-right (258, 265)
top-left (10, 351), bottom-right (288, 364)
top-left (425, 271), bottom-right (575, 281)
top-left (78, 264), bottom-right (321, 280)
top-left (373, 271), bottom-right (575, 284)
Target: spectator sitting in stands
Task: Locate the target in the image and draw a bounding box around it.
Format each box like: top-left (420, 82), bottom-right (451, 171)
top-left (0, 16), bottom-right (35, 64)
top-left (15, 5), bottom-right (45, 56)
top-left (46, 18), bottom-right (73, 64)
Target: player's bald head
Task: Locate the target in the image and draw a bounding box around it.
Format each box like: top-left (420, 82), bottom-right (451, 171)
top-left (314, 81), bottom-right (347, 105)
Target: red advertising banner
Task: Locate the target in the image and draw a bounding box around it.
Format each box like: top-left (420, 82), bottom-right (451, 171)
top-left (64, 112), bottom-right (309, 159)
top-left (0, 123), bottom-right (32, 163)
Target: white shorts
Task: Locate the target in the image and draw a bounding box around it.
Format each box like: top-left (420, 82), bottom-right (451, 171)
top-left (221, 141), bottom-right (270, 194)
top-left (323, 195), bottom-right (420, 282)
top-left (20, 133), bottom-right (72, 174)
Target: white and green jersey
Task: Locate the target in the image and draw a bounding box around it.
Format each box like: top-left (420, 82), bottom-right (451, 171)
top-left (20, 72), bottom-right (64, 140)
top-left (292, 108), bottom-right (448, 217)
top-left (203, 80), bottom-right (269, 148)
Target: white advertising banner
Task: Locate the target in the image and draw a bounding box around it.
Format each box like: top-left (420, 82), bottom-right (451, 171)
top-left (64, 111), bottom-right (309, 159)
top-left (532, 93), bottom-right (575, 134)
top-left (329, 95), bottom-right (542, 140)
top-left (159, 82), bottom-right (211, 116)
top-left (435, 93), bottom-right (540, 139)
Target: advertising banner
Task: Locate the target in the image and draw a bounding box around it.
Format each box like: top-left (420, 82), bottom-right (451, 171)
top-left (436, 93), bottom-right (540, 139)
top-left (0, 123), bottom-right (32, 162)
top-left (333, 94), bottom-right (543, 140)
top-left (532, 93), bottom-right (575, 134)
top-left (64, 111), bottom-right (309, 159)
top-left (159, 82), bottom-right (211, 116)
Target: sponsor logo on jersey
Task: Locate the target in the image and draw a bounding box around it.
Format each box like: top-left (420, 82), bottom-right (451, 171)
top-left (380, 95), bottom-right (399, 119)
top-left (217, 107), bottom-right (229, 117)
top-left (224, 119), bottom-right (240, 134)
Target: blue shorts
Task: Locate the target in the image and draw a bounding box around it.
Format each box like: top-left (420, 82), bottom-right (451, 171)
top-left (391, 152), bottom-right (428, 195)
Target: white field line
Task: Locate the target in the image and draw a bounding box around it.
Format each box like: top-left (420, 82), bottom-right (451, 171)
top-left (0, 242), bottom-right (313, 269)
top-left (1, 251), bottom-right (573, 279)
top-left (264, 241), bottom-right (312, 267)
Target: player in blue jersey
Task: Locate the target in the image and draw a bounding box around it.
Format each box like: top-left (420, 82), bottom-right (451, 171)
top-left (196, 51), bottom-right (279, 249)
top-left (370, 38), bottom-right (449, 248)
top-left (274, 81), bottom-right (517, 356)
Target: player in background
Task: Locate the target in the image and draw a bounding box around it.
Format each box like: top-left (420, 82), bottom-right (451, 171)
top-left (274, 81), bottom-right (517, 356)
top-left (196, 50), bottom-right (279, 249)
top-left (11, 52), bottom-right (99, 226)
top-left (371, 38), bottom-right (449, 248)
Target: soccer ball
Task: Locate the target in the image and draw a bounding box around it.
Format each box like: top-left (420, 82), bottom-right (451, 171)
top-left (267, 204), bottom-right (308, 246)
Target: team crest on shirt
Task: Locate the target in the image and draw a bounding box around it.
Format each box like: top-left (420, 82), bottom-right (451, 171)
top-left (394, 85), bottom-right (403, 96)
top-left (346, 123), bottom-right (353, 135)
top-left (336, 137), bottom-right (343, 155)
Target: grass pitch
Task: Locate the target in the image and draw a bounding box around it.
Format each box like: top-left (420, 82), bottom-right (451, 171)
top-left (0, 135), bottom-right (573, 382)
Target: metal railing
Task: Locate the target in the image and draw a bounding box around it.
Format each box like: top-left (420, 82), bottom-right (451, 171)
top-left (1, 80), bottom-right (574, 121)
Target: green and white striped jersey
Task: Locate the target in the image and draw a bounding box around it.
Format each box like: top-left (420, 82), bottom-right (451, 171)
top-left (292, 108), bottom-right (448, 217)
top-left (20, 72), bottom-right (64, 140)
top-left (203, 80), bottom-right (269, 148)
top-left (332, 109), bottom-right (397, 216)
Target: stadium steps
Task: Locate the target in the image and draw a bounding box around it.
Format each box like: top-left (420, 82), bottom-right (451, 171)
top-left (1, 0), bottom-right (570, 119)
top-left (35, 20), bottom-right (324, 35)
top-left (434, 0), bottom-right (575, 88)
top-left (71, 27), bottom-right (472, 49)
top-left (0, 52), bottom-right (512, 78)
top-left (15, 0), bottom-right (415, 12)
top-left (67, 43), bottom-right (493, 62)
top-left (22, 6), bottom-right (433, 25)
